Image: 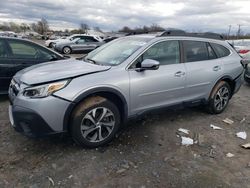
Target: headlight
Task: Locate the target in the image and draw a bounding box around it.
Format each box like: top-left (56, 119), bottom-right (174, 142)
top-left (23, 80), bottom-right (69, 98)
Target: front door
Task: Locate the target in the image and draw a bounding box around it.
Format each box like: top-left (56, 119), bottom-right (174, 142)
top-left (129, 40), bottom-right (187, 114)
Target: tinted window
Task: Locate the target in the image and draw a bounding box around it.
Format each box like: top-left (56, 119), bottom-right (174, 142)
top-left (207, 43), bottom-right (217, 59)
top-left (85, 37), bottom-right (98, 42)
top-left (210, 43), bottom-right (230, 58)
top-left (8, 40), bottom-right (56, 60)
top-left (183, 41), bottom-right (208, 62)
top-left (0, 40), bottom-right (8, 58)
top-left (77, 39), bottom-right (86, 44)
top-left (137, 40), bottom-right (180, 66)
top-left (8, 41), bottom-right (37, 59)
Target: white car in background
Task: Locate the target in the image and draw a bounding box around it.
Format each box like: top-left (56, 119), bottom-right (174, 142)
top-left (229, 39), bottom-right (250, 59)
top-left (45, 34), bottom-right (103, 48)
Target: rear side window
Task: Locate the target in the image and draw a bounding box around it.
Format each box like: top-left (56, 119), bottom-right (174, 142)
top-left (183, 41), bottom-right (208, 62)
top-left (85, 37), bottom-right (98, 42)
top-left (210, 43), bottom-right (230, 58)
top-left (0, 40), bottom-right (8, 58)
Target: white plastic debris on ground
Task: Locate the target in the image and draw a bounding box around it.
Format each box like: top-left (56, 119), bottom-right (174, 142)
top-left (240, 117), bottom-right (246, 124)
top-left (210, 124), bottom-right (223, 130)
top-left (242, 143), bottom-right (250, 149)
top-left (226, 153), bottom-right (235, 158)
top-left (223, 118), bottom-right (234, 125)
top-left (236, 131), bottom-right (247, 140)
top-left (178, 128), bottom-right (190, 134)
top-left (181, 136), bottom-right (194, 146)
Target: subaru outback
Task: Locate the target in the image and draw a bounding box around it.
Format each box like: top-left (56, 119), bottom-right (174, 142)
top-left (8, 31), bottom-right (244, 148)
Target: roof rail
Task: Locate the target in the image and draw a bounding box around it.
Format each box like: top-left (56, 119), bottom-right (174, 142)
top-left (159, 30), bottom-right (224, 40)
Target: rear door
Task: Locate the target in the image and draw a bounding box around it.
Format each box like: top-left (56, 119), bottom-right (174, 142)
top-left (182, 40), bottom-right (222, 100)
top-left (84, 37), bottom-right (100, 50)
top-left (0, 38), bottom-right (13, 93)
top-left (71, 38), bottom-right (87, 51)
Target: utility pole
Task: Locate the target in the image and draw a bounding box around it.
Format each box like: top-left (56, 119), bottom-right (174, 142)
top-left (227, 25), bottom-right (231, 40)
top-left (237, 24), bottom-right (241, 39)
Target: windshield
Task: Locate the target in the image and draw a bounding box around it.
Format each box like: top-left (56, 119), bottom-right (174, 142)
top-left (84, 37), bottom-right (150, 66)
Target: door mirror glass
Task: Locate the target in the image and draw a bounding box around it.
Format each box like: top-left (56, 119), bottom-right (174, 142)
top-left (137, 59), bottom-right (160, 71)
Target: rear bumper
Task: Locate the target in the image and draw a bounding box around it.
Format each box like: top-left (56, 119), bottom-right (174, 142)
top-left (233, 73), bottom-right (244, 94)
top-left (244, 69), bottom-right (250, 83)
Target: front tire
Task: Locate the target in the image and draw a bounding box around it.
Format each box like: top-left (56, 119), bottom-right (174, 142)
top-left (70, 96), bottom-right (121, 148)
top-left (63, 46), bottom-right (72, 54)
top-left (207, 81), bottom-right (231, 114)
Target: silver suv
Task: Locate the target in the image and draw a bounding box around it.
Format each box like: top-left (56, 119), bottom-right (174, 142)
top-left (8, 31), bottom-right (244, 148)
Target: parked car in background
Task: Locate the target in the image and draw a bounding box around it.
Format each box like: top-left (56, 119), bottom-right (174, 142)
top-left (244, 63), bottom-right (250, 84)
top-left (9, 31), bottom-right (243, 148)
top-left (0, 37), bottom-right (66, 94)
top-left (45, 34), bottom-right (103, 48)
top-left (103, 36), bottom-right (118, 43)
top-left (229, 39), bottom-right (250, 59)
top-left (54, 36), bottom-right (105, 54)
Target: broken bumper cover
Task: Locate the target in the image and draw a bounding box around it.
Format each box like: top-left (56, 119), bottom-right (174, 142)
top-left (8, 86), bottom-right (71, 137)
top-left (9, 105), bottom-right (57, 137)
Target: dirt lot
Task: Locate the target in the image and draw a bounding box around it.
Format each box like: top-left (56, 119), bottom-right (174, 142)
top-left (0, 81), bottom-right (249, 188)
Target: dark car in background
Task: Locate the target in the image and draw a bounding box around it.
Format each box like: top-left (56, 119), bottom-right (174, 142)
top-left (0, 37), bottom-right (66, 94)
top-left (54, 35), bottom-right (105, 54)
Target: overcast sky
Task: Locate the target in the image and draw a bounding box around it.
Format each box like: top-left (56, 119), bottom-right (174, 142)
top-left (1, 0), bottom-right (250, 33)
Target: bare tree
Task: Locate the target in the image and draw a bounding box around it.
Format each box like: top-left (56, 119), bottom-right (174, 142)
top-left (93, 26), bottom-right (102, 32)
top-left (37, 18), bottom-right (49, 35)
top-left (80, 23), bottom-right (89, 34)
top-left (30, 18), bottom-right (49, 35)
top-left (119, 26), bottom-right (132, 33)
top-left (20, 23), bottom-right (30, 33)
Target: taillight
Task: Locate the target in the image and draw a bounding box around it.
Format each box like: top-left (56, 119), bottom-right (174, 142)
top-left (239, 49), bottom-right (250, 54)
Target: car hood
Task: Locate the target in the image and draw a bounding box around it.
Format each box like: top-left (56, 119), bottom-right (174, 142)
top-left (14, 59), bottom-right (111, 85)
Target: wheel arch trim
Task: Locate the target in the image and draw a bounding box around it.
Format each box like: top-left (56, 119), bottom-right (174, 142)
top-left (63, 87), bottom-right (128, 131)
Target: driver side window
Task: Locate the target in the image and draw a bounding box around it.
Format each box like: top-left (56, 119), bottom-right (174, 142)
top-left (8, 40), bottom-right (38, 59)
top-left (133, 40), bottom-right (180, 68)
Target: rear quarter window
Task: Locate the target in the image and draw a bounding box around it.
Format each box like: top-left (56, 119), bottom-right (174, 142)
top-left (210, 43), bottom-right (231, 58)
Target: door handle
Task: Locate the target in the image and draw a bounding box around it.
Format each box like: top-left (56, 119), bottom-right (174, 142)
top-left (175, 71), bottom-right (185, 77)
top-left (213, 66), bottom-right (221, 71)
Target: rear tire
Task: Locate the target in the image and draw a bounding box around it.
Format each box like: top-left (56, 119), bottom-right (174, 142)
top-left (49, 42), bottom-right (54, 48)
top-left (207, 81), bottom-right (231, 114)
top-left (70, 96), bottom-right (121, 148)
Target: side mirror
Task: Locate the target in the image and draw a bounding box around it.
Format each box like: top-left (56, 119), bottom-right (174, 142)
top-left (241, 59), bottom-right (250, 68)
top-left (136, 59), bottom-right (160, 72)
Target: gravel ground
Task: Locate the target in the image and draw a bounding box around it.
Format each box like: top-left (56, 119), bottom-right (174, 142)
top-left (0, 81), bottom-right (250, 187)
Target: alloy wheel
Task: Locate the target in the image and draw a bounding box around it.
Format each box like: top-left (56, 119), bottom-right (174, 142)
top-left (214, 86), bottom-right (230, 111)
top-left (80, 107), bottom-right (115, 143)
